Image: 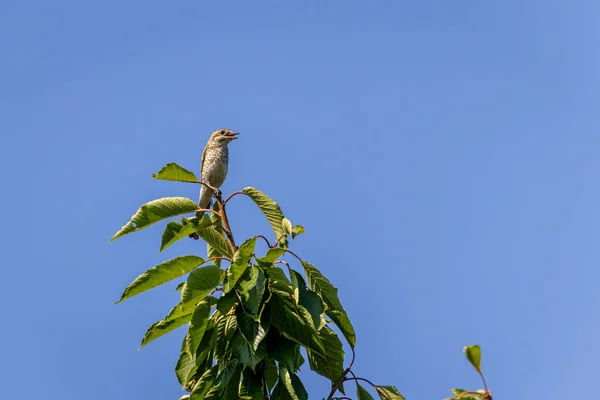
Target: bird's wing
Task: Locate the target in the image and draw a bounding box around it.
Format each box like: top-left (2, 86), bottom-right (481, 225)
top-left (200, 144), bottom-right (208, 177)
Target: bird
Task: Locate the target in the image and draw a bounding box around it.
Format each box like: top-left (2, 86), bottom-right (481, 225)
top-left (189, 128), bottom-right (239, 240)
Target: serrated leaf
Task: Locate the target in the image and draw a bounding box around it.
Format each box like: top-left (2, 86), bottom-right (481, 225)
top-left (266, 328), bottom-right (301, 373)
top-left (464, 345), bottom-right (482, 373)
top-left (269, 293), bottom-right (324, 355)
top-left (208, 202), bottom-right (224, 267)
top-left (266, 266), bottom-right (293, 295)
top-left (257, 248), bottom-right (286, 264)
top-left (216, 291), bottom-right (238, 315)
top-left (152, 162), bottom-right (199, 183)
top-left (307, 326), bottom-right (344, 384)
top-left (242, 187), bottom-right (288, 245)
top-left (291, 270), bottom-right (326, 330)
top-left (232, 332), bottom-right (266, 371)
top-left (175, 337), bottom-right (197, 388)
top-left (223, 237), bottom-right (256, 292)
top-left (195, 221), bottom-right (233, 258)
top-left (357, 382), bottom-right (376, 400)
top-left (375, 386), bottom-right (405, 400)
top-left (111, 197), bottom-right (199, 241)
top-left (181, 265), bottom-right (224, 304)
top-left (239, 368), bottom-right (263, 400)
top-left (117, 255), bottom-right (205, 302)
top-left (239, 267), bottom-right (266, 317)
top-left (291, 225), bottom-right (305, 239)
top-left (279, 365), bottom-right (308, 400)
top-left (236, 305), bottom-right (269, 351)
top-left (186, 297), bottom-right (212, 356)
top-left (141, 312), bottom-right (192, 347)
top-left (161, 221), bottom-right (197, 251)
top-left (302, 261), bottom-right (356, 347)
top-left (191, 365), bottom-right (217, 400)
top-left (264, 359), bottom-right (278, 391)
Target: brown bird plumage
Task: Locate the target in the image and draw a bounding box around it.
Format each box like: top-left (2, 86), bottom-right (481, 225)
top-left (190, 128), bottom-right (239, 240)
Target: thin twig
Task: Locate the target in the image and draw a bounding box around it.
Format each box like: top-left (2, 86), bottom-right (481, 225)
top-left (342, 377), bottom-right (391, 400)
top-left (256, 235), bottom-right (273, 248)
top-left (479, 372), bottom-right (489, 393)
top-left (327, 347), bottom-right (356, 399)
top-left (283, 249), bottom-right (304, 265)
top-left (194, 208), bottom-right (224, 218)
top-left (223, 191), bottom-right (249, 206)
top-left (215, 193), bottom-right (237, 254)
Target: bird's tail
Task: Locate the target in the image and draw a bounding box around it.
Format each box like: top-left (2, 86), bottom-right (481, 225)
top-left (189, 186), bottom-right (213, 240)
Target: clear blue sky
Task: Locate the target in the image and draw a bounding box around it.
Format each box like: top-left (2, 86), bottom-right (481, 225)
top-left (1, 1), bottom-right (599, 399)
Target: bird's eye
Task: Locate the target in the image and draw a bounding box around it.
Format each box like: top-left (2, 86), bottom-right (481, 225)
top-left (219, 130), bottom-right (226, 135)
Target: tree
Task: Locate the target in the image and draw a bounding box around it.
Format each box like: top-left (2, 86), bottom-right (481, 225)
top-left (111, 162), bottom-right (492, 400)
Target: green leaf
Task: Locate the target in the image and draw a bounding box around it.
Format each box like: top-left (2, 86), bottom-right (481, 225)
top-left (451, 389), bottom-right (467, 397)
top-left (161, 221), bottom-right (197, 251)
top-left (181, 265), bottom-right (224, 305)
top-left (375, 386), bottom-right (405, 400)
top-left (239, 267), bottom-right (266, 317)
top-left (464, 345), bottom-right (482, 373)
top-left (216, 291), bottom-right (238, 315)
top-left (307, 326), bottom-right (344, 384)
top-left (266, 328), bottom-right (301, 373)
top-left (271, 380), bottom-right (294, 400)
top-left (242, 187), bottom-right (288, 245)
top-left (258, 248), bottom-right (286, 264)
top-left (141, 312), bottom-right (192, 348)
top-left (279, 365), bottom-right (308, 400)
top-left (266, 267), bottom-right (293, 296)
top-left (236, 305), bottom-right (269, 351)
top-left (111, 197), bottom-right (199, 241)
top-left (152, 162), bottom-right (199, 183)
top-left (175, 338), bottom-right (197, 388)
top-left (291, 225), bottom-right (305, 239)
top-left (223, 237), bottom-right (256, 293)
top-left (327, 310), bottom-right (356, 349)
top-left (191, 365), bottom-right (217, 400)
top-left (239, 368), bottom-right (264, 400)
top-left (356, 382), bottom-right (375, 400)
top-left (117, 255), bottom-right (205, 302)
top-left (232, 332), bottom-right (266, 371)
top-left (208, 202), bottom-right (224, 267)
top-left (302, 261), bottom-right (356, 348)
top-left (194, 220), bottom-right (233, 258)
top-left (263, 359), bottom-right (278, 391)
top-left (282, 218), bottom-right (293, 235)
top-left (269, 293), bottom-right (324, 355)
top-left (291, 270), bottom-right (326, 330)
top-left (175, 281), bottom-right (186, 291)
top-left (186, 297), bottom-right (212, 356)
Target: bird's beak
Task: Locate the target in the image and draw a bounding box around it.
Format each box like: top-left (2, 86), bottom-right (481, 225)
top-left (227, 131), bottom-right (240, 140)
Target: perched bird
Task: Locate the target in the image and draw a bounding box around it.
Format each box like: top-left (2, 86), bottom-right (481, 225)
top-left (189, 128), bottom-right (239, 239)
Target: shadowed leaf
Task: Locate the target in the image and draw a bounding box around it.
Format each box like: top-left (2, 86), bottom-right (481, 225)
top-left (357, 382), bottom-right (376, 400)
top-left (161, 221), bottom-right (197, 251)
top-left (181, 265), bottom-right (224, 305)
top-left (223, 237), bottom-right (256, 292)
top-left (307, 326), bottom-right (344, 385)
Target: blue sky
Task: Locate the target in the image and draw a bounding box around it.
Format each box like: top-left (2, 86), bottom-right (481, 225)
top-left (1, 1), bottom-right (599, 399)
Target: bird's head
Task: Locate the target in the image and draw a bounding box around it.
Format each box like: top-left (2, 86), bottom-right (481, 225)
top-left (209, 128), bottom-right (239, 145)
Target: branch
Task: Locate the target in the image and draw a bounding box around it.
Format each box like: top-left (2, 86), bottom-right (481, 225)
top-left (327, 347), bottom-right (356, 399)
top-left (214, 192), bottom-right (237, 254)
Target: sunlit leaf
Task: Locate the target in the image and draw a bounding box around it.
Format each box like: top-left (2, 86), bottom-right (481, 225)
top-left (152, 162), bottom-right (199, 183)
top-left (223, 237), bottom-right (256, 293)
top-left (279, 365), bottom-right (308, 400)
top-left (464, 345), bottom-right (482, 373)
top-left (111, 197), bottom-right (199, 241)
top-left (181, 265), bottom-right (224, 305)
top-left (357, 382), bottom-right (375, 400)
top-left (291, 225), bottom-right (305, 239)
top-left (160, 221), bottom-right (197, 251)
top-left (117, 255), bottom-right (205, 303)
top-left (242, 187), bottom-right (288, 245)
top-left (186, 297), bottom-right (212, 356)
top-left (375, 385), bottom-right (405, 400)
